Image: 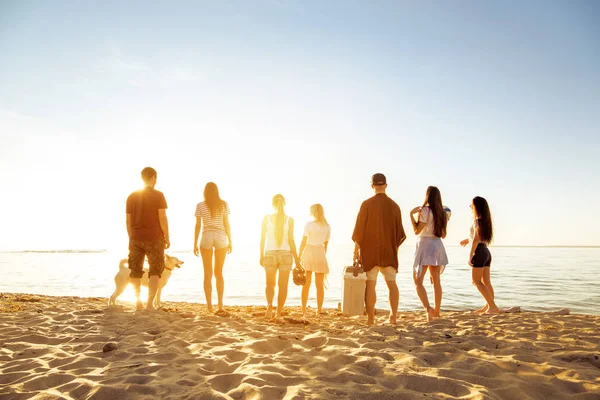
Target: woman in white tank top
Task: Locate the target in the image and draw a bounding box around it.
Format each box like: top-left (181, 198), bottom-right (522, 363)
top-left (260, 194), bottom-right (301, 319)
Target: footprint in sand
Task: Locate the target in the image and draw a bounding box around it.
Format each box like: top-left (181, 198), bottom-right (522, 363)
top-left (212, 349), bottom-right (248, 363)
top-left (208, 373), bottom-right (245, 393)
top-left (397, 374), bottom-right (472, 398)
top-left (246, 338), bottom-right (292, 355)
top-left (351, 359), bottom-right (385, 376)
top-left (124, 374), bottom-right (155, 385)
top-left (323, 354), bottom-right (357, 371)
top-left (302, 335), bottom-right (328, 348)
top-left (0, 372), bottom-right (30, 386)
top-left (22, 373), bottom-right (76, 392)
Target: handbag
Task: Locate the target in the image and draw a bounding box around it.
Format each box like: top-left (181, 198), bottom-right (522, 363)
top-left (292, 264), bottom-right (306, 286)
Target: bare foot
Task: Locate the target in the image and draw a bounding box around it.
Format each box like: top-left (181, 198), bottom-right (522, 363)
top-left (145, 306), bottom-right (156, 312)
top-left (426, 308), bottom-right (436, 322)
top-left (265, 305), bottom-right (273, 319)
top-left (367, 318), bottom-right (375, 326)
top-left (207, 305), bottom-right (213, 313)
top-left (136, 301), bottom-right (144, 311)
top-left (472, 305), bottom-right (489, 314)
top-left (386, 316), bottom-right (397, 325)
top-left (215, 308), bottom-right (228, 317)
top-left (301, 307), bottom-right (307, 315)
top-left (484, 307), bottom-right (500, 314)
top-left (434, 309), bottom-right (441, 318)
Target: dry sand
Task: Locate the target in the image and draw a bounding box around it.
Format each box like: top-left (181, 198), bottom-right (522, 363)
top-left (1, 293), bottom-right (599, 400)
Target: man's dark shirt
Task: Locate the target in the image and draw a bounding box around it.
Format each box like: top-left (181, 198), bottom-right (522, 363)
top-left (352, 193), bottom-right (406, 271)
top-left (126, 187), bottom-right (167, 241)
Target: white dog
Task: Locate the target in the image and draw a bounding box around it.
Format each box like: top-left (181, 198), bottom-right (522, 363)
top-left (108, 254), bottom-right (184, 308)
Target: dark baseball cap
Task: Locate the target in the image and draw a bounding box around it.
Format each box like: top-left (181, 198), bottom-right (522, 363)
top-left (371, 173), bottom-right (387, 185)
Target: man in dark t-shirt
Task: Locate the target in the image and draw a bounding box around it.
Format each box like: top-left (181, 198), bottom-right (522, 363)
top-left (126, 167), bottom-right (170, 311)
top-left (352, 173), bottom-right (406, 325)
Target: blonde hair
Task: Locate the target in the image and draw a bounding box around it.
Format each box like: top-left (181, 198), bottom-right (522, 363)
top-left (272, 194), bottom-right (286, 247)
top-left (310, 204), bottom-right (328, 225)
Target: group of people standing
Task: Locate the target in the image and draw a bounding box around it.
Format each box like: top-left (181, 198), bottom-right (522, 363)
top-left (125, 167), bottom-right (498, 324)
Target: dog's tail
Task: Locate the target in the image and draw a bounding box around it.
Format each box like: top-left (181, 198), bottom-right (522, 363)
top-left (119, 259), bottom-right (128, 269)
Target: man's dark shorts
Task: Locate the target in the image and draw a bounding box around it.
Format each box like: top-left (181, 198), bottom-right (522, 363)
top-left (128, 239), bottom-right (165, 279)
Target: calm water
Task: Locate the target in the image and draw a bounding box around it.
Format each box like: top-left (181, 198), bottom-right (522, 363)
top-left (1, 246), bottom-right (599, 315)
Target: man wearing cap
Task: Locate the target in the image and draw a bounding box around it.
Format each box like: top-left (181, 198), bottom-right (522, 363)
top-left (126, 167), bottom-right (170, 312)
top-left (352, 173), bottom-right (406, 325)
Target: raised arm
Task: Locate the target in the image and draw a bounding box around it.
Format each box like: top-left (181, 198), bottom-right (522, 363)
top-left (158, 209), bottom-right (170, 249)
top-left (410, 207), bottom-right (426, 235)
top-left (193, 216), bottom-right (202, 256)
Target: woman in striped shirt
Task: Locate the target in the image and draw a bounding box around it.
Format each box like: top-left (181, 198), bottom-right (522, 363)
top-left (193, 182), bottom-right (232, 314)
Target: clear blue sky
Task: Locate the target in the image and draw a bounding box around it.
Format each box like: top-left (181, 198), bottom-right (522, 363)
top-left (1, 1), bottom-right (599, 251)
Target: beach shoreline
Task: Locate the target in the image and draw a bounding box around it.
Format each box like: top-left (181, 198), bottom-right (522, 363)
top-left (1, 293), bottom-right (599, 399)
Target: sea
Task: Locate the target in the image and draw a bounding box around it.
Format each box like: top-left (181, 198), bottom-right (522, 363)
top-left (1, 246), bottom-right (599, 315)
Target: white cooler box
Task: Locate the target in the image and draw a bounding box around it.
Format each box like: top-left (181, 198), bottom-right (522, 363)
top-left (341, 265), bottom-right (367, 316)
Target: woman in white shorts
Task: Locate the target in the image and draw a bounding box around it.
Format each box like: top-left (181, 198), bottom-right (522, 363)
top-left (298, 204), bottom-right (331, 316)
top-left (259, 194), bottom-right (301, 319)
top-left (410, 186), bottom-right (449, 322)
top-left (193, 182), bottom-right (232, 314)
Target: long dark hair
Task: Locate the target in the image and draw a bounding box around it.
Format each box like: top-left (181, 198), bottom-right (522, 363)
top-left (204, 182), bottom-right (224, 218)
top-left (472, 196), bottom-right (493, 244)
top-left (422, 186), bottom-right (447, 238)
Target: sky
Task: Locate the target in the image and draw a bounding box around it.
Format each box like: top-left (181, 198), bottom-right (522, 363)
top-left (0, 0), bottom-right (599, 252)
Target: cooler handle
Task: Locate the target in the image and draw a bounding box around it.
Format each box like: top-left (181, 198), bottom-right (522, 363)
top-left (352, 260), bottom-right (364, 277)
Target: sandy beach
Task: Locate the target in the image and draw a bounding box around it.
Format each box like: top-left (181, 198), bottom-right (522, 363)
top-left (1, 293), bottom-right (599, 400)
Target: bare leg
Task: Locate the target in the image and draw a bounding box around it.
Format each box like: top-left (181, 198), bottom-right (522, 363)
top-left (365, 280), bottom-right (377, 325)
top-left (131, 278), bottom-right (143, 310)
top-left (265, 269), bottom-right (276, 319)
top-left (473, 267), bottom-right (494, 313)
top-left (154, 287), bottom-right (162, 308)
top-left (301, 271), bottom-right (313, 314)
top-left (414, 266), bottom-right (434, 321)
top-left (214, 248), bottom-right (227, 312)
top-left (472, 268), bottom-right (499, 313)
top-left (429, 266), bottom-right (443, 318)
top-left (200, 247), bottom-right (214, 312)
top-left (481, 266), bottom-right (494, 313)
top-left (146, 275), bottom-right (159, 311)
top-left (315, 273), bottom-right (325, 314)
top-left (276, 269), bottom-right (291, 318)
top-left (385, 278), bottom-right (400, 324)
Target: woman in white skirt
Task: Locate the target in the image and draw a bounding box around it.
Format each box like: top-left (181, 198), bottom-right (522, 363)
top-left (298, 204), bottom-right (331, 316)
top-left (410, 186), bottom-right (449, 322)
